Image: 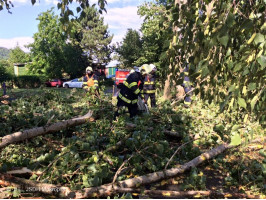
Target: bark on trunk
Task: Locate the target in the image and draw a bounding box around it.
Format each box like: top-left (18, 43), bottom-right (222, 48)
top-left (0, 111), bottom-right (93, 150)
top-left (163, 74), bottom-right (172, 100)
top-left (163, 0), bottom-right (187, 100)
top-left (1, 138), bottom-right (264, 198)
top-left (115, 188), bottom-right (261, 199)
top-left (0, 174), bottom-right (75, 198)
top-left (73, 143), bottom-right (236, 198)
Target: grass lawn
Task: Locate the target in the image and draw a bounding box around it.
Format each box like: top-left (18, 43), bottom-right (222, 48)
top-left (2, 87), bottom-right (77, 99)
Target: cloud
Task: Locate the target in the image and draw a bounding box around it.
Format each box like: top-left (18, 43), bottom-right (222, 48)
top-left (103, 6), bottom-right (143, 44)
top-left (44, 0), bottom-right (59, 5)
top-left (0, 37), bottom-right (34, 52)
top-left (11, 0), bottom-right (28, 3)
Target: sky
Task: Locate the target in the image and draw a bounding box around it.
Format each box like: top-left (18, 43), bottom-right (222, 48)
top-left (0, 0), bottom-right (151, 52)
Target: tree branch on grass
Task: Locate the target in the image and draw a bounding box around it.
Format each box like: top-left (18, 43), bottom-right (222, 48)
top-left (114, 188), bottom-right (262, 199)
top-left (0, 111), bottom-right (93, 150)
top-left (1, 137), bottom-right (264, 198)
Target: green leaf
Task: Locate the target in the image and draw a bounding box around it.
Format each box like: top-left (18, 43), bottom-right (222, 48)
top-left (225, 48), bottom-right (231, 57)
top-left (82, 175), bottom-right (90, 187)
top-left (87, 164), bottom-right (97, 173)
top-left (218, 34), bottom-right (229, 47)
top-left (230, 133), bottom-right (241, 146)
top-left (201, 66), bottom-right (209, 77)
top-left (228, 85), bottom-right (235, 92)
top-left (226, 13), bottom-right (235, 27)
top-left (240, 19), bottom-right (253, 31)
top-left (254, 33), bottom-right (265, 45)
top-left (12, 189), bottom-right (20, 198)
top-left (233, 63), bottom-right (242, 72)
top-left (242, 69), bottom-right (249, 76)
top-left (257, 56), bottom-right (266, 68)
top-left (251, 95), bottom-right (258, 111)
top-left (248, 82), bottom-right (256, 91)
top-left (238, 97), bottom-right (247, 109)
top-left (232, 124), bottom-right (241, 132)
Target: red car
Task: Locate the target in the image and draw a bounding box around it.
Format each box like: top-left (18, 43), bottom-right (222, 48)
top-left (45, 79), bottom-right (64, 88)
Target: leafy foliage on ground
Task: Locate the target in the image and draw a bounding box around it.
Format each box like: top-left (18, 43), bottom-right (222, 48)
top-left (0, 88), bottom-right (265, 198)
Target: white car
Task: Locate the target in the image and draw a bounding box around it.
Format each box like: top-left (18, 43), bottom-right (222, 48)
top-left (63, 78), bottom-right (83, 88)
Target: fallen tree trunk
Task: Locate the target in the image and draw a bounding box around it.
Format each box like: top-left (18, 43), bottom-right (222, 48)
top-left (74, 143), bottom-right (231, 198)
top-left (0, 111), bottom-right (93, 150)
top-left (126, 123), bottom-right (182, 138)
top-left (74, 137), bottom-right (265, 198)
top-left (115, 188), bottom-right (261, 199)
top-left (1, 138), bottom-right (264, 198)
top-left (0, 174), bottom-right (75, 198)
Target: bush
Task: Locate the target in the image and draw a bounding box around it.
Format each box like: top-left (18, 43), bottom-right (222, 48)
top-left (13, 75), bottom-right (47, 88)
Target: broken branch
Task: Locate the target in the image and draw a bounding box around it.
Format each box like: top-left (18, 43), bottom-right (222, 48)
top-left (0, 111), bottom-right (93, 150)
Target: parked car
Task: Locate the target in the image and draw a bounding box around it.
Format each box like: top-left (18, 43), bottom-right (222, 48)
top-left (63, 78), bottom-right (83, 88)
top-left (45, 79), bottom-right (64, 88)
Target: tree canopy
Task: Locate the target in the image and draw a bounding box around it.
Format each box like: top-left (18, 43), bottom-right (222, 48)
top-left (165, 0), bottom-right (265, 123)
top-left (0, 47), bottom-right (10, 60)
top-left (9, 46), bottom-right (30, 64)
top-left (0, 0), bottom-right (107, 16)
top-left (28, 9), bottom-right (87, 78)
top-left (76, 5), bottom-right (113, 64)
top-left (116, 29), bottom-right (143, 67)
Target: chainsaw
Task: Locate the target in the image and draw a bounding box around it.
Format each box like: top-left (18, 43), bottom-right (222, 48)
top-left (137, 97), bottom-right (149, 114)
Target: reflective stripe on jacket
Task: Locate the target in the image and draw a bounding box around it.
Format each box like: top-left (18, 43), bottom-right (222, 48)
top-left (118, 72), bottom-right (143, 104)
top-left (82, 74), bottom-right (99, 89)
top-left (143, 74), bottom-right (156, 94)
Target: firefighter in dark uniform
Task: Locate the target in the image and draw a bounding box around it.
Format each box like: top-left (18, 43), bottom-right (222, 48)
top-left (182, 64), bottom-right (192, 108)
top-left (79, 66), bottom-right (99, 90)
top-left (143, 64), bottom-right (157, 107)
top-left (114, 66), bottom-right (147, 119)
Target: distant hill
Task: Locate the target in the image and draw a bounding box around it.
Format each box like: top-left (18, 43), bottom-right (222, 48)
top-left (0, 47), bottom-right (11, 60)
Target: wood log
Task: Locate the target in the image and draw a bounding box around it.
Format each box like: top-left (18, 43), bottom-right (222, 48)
top-left (1, 138), bottom-right (264, 199)
top-left (0, 174), bottom-right (75, 198)
top-left (74, 137), bottom-right (265, 198)
top-left (114, 188), bottom-right (261, 199)
top-left (0, 111), bottom-right (93, 150)
top-left (126, 123), bottom-right (182, 138)
top-left (6, 167), bottom-right (42, 176)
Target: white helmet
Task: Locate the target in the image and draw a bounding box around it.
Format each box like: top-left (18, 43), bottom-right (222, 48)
top-left (150, 64), bottom-right (157, 72)
top-left (140, 64), bottom-right (149, 75)
top-left (86, 66), bottom-right (93, 72)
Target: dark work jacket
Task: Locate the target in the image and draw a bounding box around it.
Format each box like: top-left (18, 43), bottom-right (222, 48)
top-left (119, 72), bottom-right (144, 104)
top-left (182, 64), bottom-right (191, 88)
top-left (143, 74), bottom-right (156, 94)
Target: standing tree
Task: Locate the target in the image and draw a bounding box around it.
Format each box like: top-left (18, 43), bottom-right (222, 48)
top-left (76, 5), bottom-right (113, 65)
top-left (165, 0), bottom-right (265, 122)
top-left (116, 29), bottom-right (143, 67)
top-left (0, 61), bottom-right (11, 83)
top-left (28, 9), bottom-right (86, 78)
top-left (8, 46), bottom-right (30, 64)
top-left (0, 0), bottom-right (107, 17)
top-left (137, 0), bottom-right (171, 87)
